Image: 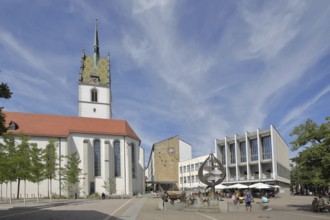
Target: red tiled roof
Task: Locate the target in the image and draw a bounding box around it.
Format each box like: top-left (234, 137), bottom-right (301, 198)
top-left (4, 111), bottom-right (140, 141)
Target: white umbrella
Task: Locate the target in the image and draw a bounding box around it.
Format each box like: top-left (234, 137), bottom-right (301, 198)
top-left (271, 185), bottom-right (281, 188)
top-left (215, 184), bottom-right (228, 189)
top-left (227, 183), bottom-right (249, 189)
top-left (249, 182), bottom-right (271, 189)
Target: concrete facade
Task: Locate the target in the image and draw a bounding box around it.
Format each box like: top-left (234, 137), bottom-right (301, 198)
top-left (215, 125), bottom-right (290, 190)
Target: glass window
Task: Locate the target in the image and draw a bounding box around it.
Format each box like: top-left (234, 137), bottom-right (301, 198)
top-left (94, 139), bottom-right (101, 176)
top-left (114, 140), bottom-right (121, 177)
top-left (262, 136), bottom-right (272, 159)
top-left (250, 139), bottom-right (258, 161)
top-left (195, 163), bottom-right (199, 171)
top-left (183, 166), bottom-right (186, 173)
top-left (187, 165), bottom-right (190, 172)
top-left (220, 145), bottom-right (226, 165)
top-left (91, 89), bottom-right (98, 102)
top-left (239, 141), bottom-right (246, 162)
top-left (191, 164), bottom-right (194, 172)
top-left (180, 166), bottom-right (182, 173)
top-left (230, 143), bottom-right (235, 164)
top-left (131, 143), bottom-right (136, 178)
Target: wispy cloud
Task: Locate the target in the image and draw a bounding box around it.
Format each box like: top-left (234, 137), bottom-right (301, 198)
top-left (1, 0), bottom-right (330, 160)
top-left (280, 85), bottom-right (330, 128)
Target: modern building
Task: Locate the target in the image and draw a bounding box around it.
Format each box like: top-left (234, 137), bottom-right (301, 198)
top-left (145, 136), bottom-right (192, 191)
top-left (178, 155), bottom-right (209, 190)
top-left (1, 21), bottom-right (145, 198)
top-left (214, 125), bottom-right (290, 190)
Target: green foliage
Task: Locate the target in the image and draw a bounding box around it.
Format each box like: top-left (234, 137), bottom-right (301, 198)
top-left (29, 145), bottom-right (45, 183)
top-left (103, 177), bottom-right (116, 195)
top-left (1, 133), bottom-right (18, 182)
top-left (42, 139), bottom-right (57, 181)
top-left (0, 134), bottom-right (35, 198)
top-left (290, 116), bottom-right (330, 191)
top-left (16, 134), bottom-right (32, 181)
top-left (0, 83), bottom-right (12, 136)
top-left (0, 83), bottom-right (12, 99)
top-left (62, 152), bottom-right (82, 197)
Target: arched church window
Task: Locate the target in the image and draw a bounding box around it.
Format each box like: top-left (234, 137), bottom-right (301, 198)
top-left (94, 139), bottom-right (101, 176)
top-left (91, 89), bottom-right (98, 102)
top-left (114, 140), bottom-right (121, 177)
top-left (131, 143), bottom-right (136, 178)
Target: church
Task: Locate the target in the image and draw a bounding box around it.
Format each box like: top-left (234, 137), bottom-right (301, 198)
top-left (2, 21), bottom-right (145, 197)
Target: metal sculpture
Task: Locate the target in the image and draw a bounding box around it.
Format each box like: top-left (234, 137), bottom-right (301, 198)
top-left (198, 153), bottom-right (226, 199)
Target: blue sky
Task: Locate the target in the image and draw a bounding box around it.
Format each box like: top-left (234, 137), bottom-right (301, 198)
top-left (1, 0), bottom-right (330, 161)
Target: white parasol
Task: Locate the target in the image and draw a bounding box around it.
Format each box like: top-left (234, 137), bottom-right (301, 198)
top-left (227, 183), bottom-right (249, 189)
top-left (249, 182), bottom-right (271, 189)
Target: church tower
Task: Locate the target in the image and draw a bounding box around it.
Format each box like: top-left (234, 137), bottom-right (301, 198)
top-left (78, 20), bottom-right (112, 119)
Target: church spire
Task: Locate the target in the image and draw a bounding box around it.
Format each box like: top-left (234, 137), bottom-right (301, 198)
top-left (93, 19), bottom-right (100, 69)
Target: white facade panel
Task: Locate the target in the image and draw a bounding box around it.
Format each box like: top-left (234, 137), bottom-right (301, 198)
top-left (179, 140), bottom-right (192, 161)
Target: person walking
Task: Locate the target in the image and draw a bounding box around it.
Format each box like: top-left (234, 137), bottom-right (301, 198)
top-left (245, 190), bottom-right (254, 212)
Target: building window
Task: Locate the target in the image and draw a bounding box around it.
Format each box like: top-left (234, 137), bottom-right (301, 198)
top-left (91, 88), bottom-right (98, 102)
top-left (239, 141), bottom-right (246, 162)
top-left (183, 166), bottom-right (186, 173)
top-left (184, 177), bottom-right (187, 183)
top-left (191, 164), bottom-right (194, 172)
top-left (114, 140), bottom-right (121, 177)
top-left (8, 121), bottom-right (19, 130)
top-left (220, 145), bottom-right (226, 165)
top-left (180, 166), bottom-right (182, 173)
top-left (131, 143), bottom-right (136, 178)
top-left (262, 136), bottom-right (272, 159)
top-left (94, 139), bottom-right (101, 177)
top-left (195, 163), bottom-right (199, 171)
top-left (250, 139), bottom-right (258, 161)
top-left (230, 143), bottom-right (235, 164)
top-left (187, 165), bottom-right (190, 172)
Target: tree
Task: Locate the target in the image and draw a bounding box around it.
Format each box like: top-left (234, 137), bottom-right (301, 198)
top-left (0, 133), bottom-right (17, 203)
top-left (42, 139), bottom-right (57, 200)
top-left (290, 116), bottom-right (330, 194)
top-left (0, 133), bottom-right (11, 199)
top-left (29, 145), bottom-right (45, 202)
top-left (15, 134), bottom-right (33, 199)
top-left (103, 177), bottom-right (116, 196)
top-left (62, 152), bottom-right (82, 198)
top-left (0, 83), bottom-right (12, 136)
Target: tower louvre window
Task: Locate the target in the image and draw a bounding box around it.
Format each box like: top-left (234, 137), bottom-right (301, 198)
top-left (91, 89), bottom-right (98, 102)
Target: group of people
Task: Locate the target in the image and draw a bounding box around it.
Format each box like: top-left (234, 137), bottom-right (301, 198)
top-left (312, 195), bottom-right (329, 212)
top-left (231, 190), bottom-right (260, 212)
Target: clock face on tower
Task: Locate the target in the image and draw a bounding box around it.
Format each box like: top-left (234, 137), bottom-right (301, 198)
top-left (167, 147), bottom-right (176, 155)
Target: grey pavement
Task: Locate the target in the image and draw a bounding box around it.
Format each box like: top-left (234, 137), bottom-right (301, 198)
top-left (0, 194), bottom-right (329, 220)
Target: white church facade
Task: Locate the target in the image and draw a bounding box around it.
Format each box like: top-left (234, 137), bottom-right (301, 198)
top-left (1, 21), bottom-right (145, 198)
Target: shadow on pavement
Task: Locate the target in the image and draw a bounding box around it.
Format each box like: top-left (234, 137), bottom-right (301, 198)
top-left (0, 201), bottom-right (127, 220)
